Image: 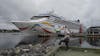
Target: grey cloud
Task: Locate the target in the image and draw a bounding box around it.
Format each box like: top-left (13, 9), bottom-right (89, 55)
top-left (0, 0), bottom-right (37, 29)
top-left (35, 0), bottom-right (91, 26)
top-left (0, 0), bottom-right (100, 28)
top-left (0, 0), bottom-right (37, 21)
top-left (36, 0), bottom-right (100, 27)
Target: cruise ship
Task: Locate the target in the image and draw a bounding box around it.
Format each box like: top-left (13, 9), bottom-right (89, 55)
top-left (12, 13), bottom-right (82, 36)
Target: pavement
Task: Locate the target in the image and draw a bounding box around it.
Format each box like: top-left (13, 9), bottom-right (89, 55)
top-left (81, 41), bottom-right (100, 49)
top-left (55, 49), bottom-right (100, 56)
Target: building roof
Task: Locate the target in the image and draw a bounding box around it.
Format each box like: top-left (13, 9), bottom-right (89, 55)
top-left (87, 26), bottom-right (100, 32)
top-left (0, 22), bottom-right (19, 30)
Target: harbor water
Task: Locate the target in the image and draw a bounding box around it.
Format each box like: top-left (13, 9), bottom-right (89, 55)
top-left (0, 32), bottom-right (38, 48)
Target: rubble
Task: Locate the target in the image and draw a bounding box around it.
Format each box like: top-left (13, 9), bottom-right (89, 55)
top-left (0, 37), bottom-right (61, 56)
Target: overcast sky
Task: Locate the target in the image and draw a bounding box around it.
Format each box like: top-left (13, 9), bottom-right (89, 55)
top-left (0, 0), bottom-right (100, 27)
